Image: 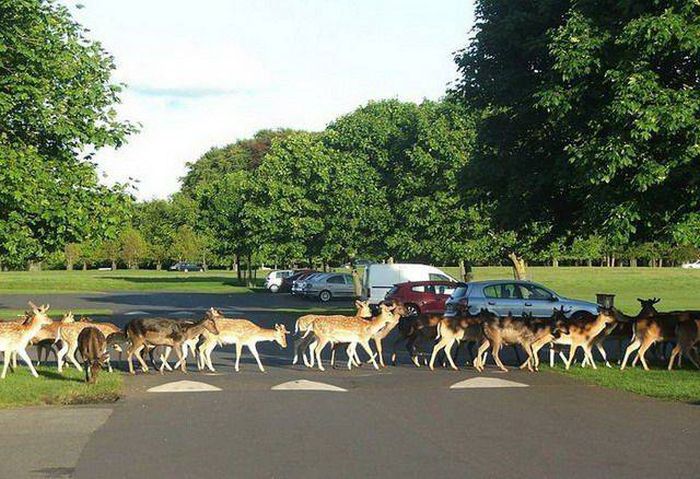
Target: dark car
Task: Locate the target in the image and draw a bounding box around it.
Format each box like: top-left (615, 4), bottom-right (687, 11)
top-left (279, 269), bottom-right (316, 293)
top-left (444, 280), bottom-right (599, 318)
top-left (169, 262), bottom-right (204, 272)
top-left (384, 280), bottom-right (459, 316)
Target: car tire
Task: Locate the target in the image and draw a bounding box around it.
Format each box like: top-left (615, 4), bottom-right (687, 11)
top-left (319, 290), bottom-right (332, 302)
top-left (269, 284), bottom-right (279, 293)
top-left (405, 304), bottom-right (420, 317)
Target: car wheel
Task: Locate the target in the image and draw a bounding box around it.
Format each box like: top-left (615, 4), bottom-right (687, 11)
top-left (405, 304), bottom-right (420, 317)
top-left (269, 284), bottom-right (279, 293)
top-left (319, 290), bottom-right (332, 302)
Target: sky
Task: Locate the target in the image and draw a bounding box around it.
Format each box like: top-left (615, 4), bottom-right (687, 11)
top-left (65, 0), bottom-right (475, 200)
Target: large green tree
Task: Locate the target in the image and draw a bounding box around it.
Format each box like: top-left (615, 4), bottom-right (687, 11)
top-left (0, 0), bottom-right (135, 268)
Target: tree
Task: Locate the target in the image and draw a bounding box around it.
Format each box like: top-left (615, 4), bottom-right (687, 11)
top-left (133, 200), bottom-right (175, 270)
top-left (64, 243), bottom-right (81, 270)
top-left (171, 225), bottom-right (204, 262)
top-left (120, 228), bottom-right (147, 269)
top-left (0, 0), bottom-right (136, 268)
top-left (98, 239), bottom-right (121, 270)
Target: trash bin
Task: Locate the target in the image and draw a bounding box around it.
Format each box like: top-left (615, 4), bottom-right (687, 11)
top-left (596, 293), bottom-right (615, 309)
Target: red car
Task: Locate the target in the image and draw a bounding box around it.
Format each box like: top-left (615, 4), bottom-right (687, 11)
top-left (384, 281), bottom-right (458, 316)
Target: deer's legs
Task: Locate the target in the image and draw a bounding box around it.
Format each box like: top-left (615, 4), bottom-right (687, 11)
top-left (67, 343), bottom-right (83, 371)
top-left (428, 336), bottom-right (451, 371)
top-left (56, 341), bottom-right (70, 373)
top-left (314, 339), bottom-right (329, 371)
top-left (620, 338), bottom-right (641, 371)
top-left (359, 340), bottom-right (379, 370)
top-left (248, 343), bottom-right (265, 372)
top-left (234, 342), bottom-right (243, 372)
top-left (636, 340), bottom-right (654, 371)
top-left (443, 339), bottom-right (459, 370)
top-left (565, 344), bottom-right (580, 371)
top-left (373, 337), bottom-right (385, 368)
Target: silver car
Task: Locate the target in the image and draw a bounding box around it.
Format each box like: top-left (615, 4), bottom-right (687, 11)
top-left (302, 273), bottom-right (355, 302)
top-left (444, 280), bottom-right (599, 319)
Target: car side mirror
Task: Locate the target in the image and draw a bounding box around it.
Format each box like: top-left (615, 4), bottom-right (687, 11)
top-left (549, 296), bottom-right (558, 302)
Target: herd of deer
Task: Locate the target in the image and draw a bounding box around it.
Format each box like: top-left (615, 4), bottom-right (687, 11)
top-left (0, 297), bottom-right (698, 383)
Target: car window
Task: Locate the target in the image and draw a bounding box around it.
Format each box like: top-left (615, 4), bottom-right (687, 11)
top-left (483, 283), bottom-right (521, 299)
top-left (437, 285), bottom-right (455, 296)
top-left (412, 285), bottom-right (426, 293)
top-left (519, 284), bottom-right (554, 300)
top-left (327, 275), bottom-right (345, 284)
top-left (452, 285), bottom-right (468, 298)
top-left (429, 273), bottom-right (450, 282)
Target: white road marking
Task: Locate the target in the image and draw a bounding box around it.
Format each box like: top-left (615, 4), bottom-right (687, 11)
top-left (271, 380), bottom-right (347, 392)
top-left (124, 310), bottom-right (151, 315)
top-left (450, 377), bottom-right (528, 389)
top-left (147, 380), bottom-right (222, 393)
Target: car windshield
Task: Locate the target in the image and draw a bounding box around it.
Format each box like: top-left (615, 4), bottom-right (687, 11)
top-left (451, 285), bottom-right (468, 298)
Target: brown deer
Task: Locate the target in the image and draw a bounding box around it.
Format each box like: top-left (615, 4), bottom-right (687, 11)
top-left (126, 315), bottom-right (219, 374)
top-left (429, 311), bottom-right (485, 370)
top-left (667, 316), bottom-right (700, 370)
top-left (56, 317), bottom-right (121, 373)
top-left (620, 310), bottom-right (682, 371)
top-left (559, 309), bottom-right (616, 370)
top-left (77, 327), bottom-right (109, 383)
top-left (0, 302), bottom-right (53, 378)
top-left (474, 310), bottom-right (540, 372)
top-left (198, 314), bottom-right (289, 372)
top-left (309, 302), bottom-right (396, 371)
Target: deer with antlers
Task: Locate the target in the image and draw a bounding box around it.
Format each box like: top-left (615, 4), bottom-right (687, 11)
top-left (0, 302), bottom-right (53, 379)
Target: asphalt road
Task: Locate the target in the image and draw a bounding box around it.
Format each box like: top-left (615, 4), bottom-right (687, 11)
top-left (1, 292), bottom-right (698, 479)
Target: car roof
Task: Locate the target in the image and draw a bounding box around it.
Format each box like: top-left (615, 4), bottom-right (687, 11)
top-left (396, 280), bottom-right (458, 287)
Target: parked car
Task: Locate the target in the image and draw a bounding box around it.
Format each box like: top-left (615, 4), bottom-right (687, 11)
top-left (302, 272), bottom-right (355, 302)
top-left (384, 280), bottom-right (458, 316)
top-left (279, 269), bottom-right (316, 293)
top-left (444, 280), bottom-right (599, 319)
top-left (362, 263), bottom-right (457, 304)
top-left (291, 272), bottom-right (325, 296)
top-left (682, 260), bottom-right (700, 269)
top-left (264, 270), bottom-right (294, 292)
top-left (169, 262), bottom-right (204, 272)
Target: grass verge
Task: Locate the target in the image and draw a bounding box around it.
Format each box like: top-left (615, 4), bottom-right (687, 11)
top-left (551, 364), bottom-right (700, 403)
top-left (0, 309), bottom-right (113, 321)
top-left (0, 366), bottom-right (122, 408)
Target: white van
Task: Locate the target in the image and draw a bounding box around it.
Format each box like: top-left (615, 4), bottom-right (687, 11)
top-left (362, 263), bottom-right (457, 304)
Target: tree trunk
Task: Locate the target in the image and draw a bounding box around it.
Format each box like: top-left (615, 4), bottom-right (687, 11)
top-left (459, 259), bottom-right (466, 282)
top-left (235, 255), bottom-right (241, 280)
top-left (586, 258), bottom-right (592, 267)
top-left (111, 260), bottom-right (117, 271)
top-left (387, 256), bottom-right (395, 265)
top-left (66, 262), bottom-right (73, 271)
top-left (156, 261), bottom-right (162, 271)
top-left (630, 257), bottom-right (637, 267)
top-left (610, 255), bottom-right (616, 267)
top-left (82, 262), bottom-right (88, 271)
top-left (552, 258), bottom-right (559, 268)
top-left (508, 253), bottom-right (527, 280)
top-left (658, 258), bottom-right (663, 268)
top-left (247, 254), bottom-right (253, 287)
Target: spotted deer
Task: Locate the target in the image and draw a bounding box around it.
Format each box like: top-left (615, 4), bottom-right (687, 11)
top-left (558, 309), bottom-right (616, 370)
top-left (0, 302), bottom-right (53, 378)
top-left (198, 316), bottom-right (289, 372)
top-left (309, 302), bottom-right (396, 371)
top-left (291, 300), bottom-right (372, 367)
top-left (32, 311), bottom-right (76, 366)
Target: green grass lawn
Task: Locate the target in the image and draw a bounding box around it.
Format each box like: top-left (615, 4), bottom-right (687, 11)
top-left (552, 364), bottom-right (700, 403)
top-left (440, 266), bottom-right (700, 313)
top-left (0, 366), bottom-right (122, 408)
top-left (0, 309), bottom-right (113, 321)
top-left (0, 269), bottom-right (259, 294)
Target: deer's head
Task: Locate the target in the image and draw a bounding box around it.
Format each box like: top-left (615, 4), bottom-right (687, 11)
top-left (274, 323), bottom-right (289, 348)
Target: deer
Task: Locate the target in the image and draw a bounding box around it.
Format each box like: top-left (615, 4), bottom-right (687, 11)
top-left (667, 315), bottom-right (700, 370)
top-left (125, 315), bottom-right (219, 374)
top-left (557, 308), bottom-right (616, 370)
top-left (519, 308), bottom-right (571, 370)
top-left (197, 314), bottom-right (289, 373)
top-left (0, 302), bottom-right (53, 379)
top-left (77, 327), bottom-right (109, 383)
top-left (428, 311), bottom-right (485, 370)
top-left (291, 300), bottom-right (373, 368)
top-left (56, 317), bottom-right (121, 373)
top-left (309, 302), bottom-right (396, 371)
top-left (620, 307), bottom-right (693, 371)
top-left (473, 310), bottom-right (540, 372)
top-left (329, 301), bottom-right (408, 369)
